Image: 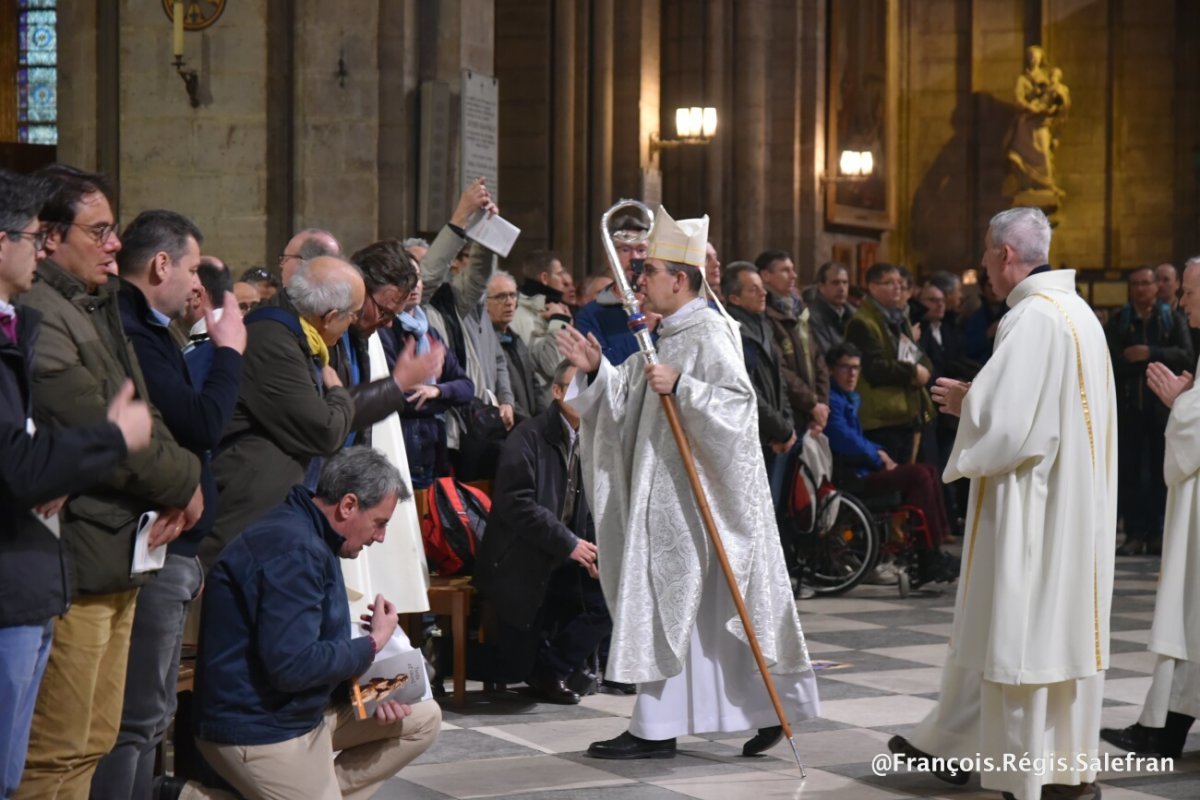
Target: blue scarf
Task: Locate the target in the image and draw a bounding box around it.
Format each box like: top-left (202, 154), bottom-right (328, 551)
top-left (397, 305), bottom-right (430, 355)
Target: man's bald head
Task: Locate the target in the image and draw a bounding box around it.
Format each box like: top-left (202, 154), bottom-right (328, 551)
top-left (281, 228), bottom-right (341, 286)
top-left (288, 255), bottom-right (365, 344)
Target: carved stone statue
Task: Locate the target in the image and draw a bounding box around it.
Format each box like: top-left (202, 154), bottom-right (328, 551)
top-left (1004, 46), bottom-right (1071, 219)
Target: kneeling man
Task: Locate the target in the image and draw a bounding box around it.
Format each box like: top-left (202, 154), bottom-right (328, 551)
top-left (173, 447), bottom-right (440, 799)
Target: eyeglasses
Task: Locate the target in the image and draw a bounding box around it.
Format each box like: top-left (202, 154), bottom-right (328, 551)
top-left (277, 252), bottom-right (302, 266)
top-left (237, 301), bottom-right (258, 313)
top-left (368, 291), bottom-right (404, 322)
top-left (69, 221), bottom-right (119, 245)
top-left (487, 292), bottom-right (518, 303)
top-left (5, 229), bottom-right (47, 250)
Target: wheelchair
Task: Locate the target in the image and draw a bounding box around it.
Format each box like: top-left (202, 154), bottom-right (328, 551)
top-left (781, 457), bottom-right (946, 598)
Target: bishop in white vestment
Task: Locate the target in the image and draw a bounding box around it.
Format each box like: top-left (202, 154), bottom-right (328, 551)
top-left (558, 208), bottom-right (818, 761)
top-left (892, 208), bottom-right (1117, 800)
top-left (1101, 258), bottom-right (1200, 758)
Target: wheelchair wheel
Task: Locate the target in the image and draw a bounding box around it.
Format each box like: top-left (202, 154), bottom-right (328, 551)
top-left (800, 492), bottom-right (878, 596)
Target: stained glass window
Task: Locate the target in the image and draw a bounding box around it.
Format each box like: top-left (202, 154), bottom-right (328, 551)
top-left (18, 0), bottom-right (57, 145)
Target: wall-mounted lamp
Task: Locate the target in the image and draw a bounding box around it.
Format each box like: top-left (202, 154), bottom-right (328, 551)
top-left (839, 150), bottom-right (874, 177)
top-left (651, 106), bottom-right (718, 156)
top-left (822, 148), bottom-right (876, 185)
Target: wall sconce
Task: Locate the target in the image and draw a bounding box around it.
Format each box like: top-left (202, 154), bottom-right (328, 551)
top-left (839, 150), bottom-right (874, 177)
top-left (650, 106), bottom-right (718, 156)
top-left (822, 149), bottom-right (876, 185)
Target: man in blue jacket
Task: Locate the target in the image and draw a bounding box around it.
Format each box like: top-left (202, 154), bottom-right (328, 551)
top-left (174, 448), bottom-right (440, 799)
top-left (91, 210), bottom-right (247, 799)
top-left (0, 169), bottom-right (153, 797)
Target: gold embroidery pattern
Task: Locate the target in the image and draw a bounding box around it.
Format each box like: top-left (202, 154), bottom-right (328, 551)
top-left (962, 476), bottom-right (987, 599)
top-left (1031, 291), bottom-right (1103, 670)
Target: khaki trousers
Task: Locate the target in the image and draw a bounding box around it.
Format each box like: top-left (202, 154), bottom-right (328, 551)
top-left (13, 590), bottom-right (139, 800)
top-left (192, 699), bottom-right (441, 800)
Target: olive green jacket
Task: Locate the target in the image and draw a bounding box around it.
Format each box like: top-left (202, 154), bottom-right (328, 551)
top-left (843, 297), bottom-right (933, 431)
top-left (20, 260), bottom-right (201, 596)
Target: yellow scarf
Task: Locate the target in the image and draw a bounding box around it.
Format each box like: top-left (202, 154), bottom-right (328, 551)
top-left (299, 317), bottom-right (330, 366)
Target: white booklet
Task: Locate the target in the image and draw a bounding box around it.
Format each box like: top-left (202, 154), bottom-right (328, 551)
top-left (352, 644), bottom-right (430, 720)
top-left (464, 209), bottom-right (521, 258)
top-left (131, 510), bottom-right (168, 576)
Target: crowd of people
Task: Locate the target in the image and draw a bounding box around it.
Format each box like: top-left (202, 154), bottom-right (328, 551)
top-left (2, 158), bottom-right (1198, 800)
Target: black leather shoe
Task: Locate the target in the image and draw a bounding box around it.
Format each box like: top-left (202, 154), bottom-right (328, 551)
top-left (742, 725), bottom-right (784, 756)
top-left (1100, 721), bottom-right (1183, 758)
top-left (587, 731), bottom-right (676, 759)
top-left (527, 674), bottom-right (581, 705)
top-left (600, 679), bottom-right (637, 695)
top-left (887, 735), bottom-right (971, 785)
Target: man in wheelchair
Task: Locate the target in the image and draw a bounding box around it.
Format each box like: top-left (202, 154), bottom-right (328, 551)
top-left (823, 343), bottom-right (959, 587)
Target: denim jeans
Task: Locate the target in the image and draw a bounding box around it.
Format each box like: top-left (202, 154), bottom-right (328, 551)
top-left (90, 555), bottom-right (203, 800)
top-left (0, 620), bottom-right (53, 797)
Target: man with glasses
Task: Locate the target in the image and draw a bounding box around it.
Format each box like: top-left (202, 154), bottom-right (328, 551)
top-left (14, 164), bottom-right (204, 799)
top-left (488, 271), bottom-right (546, 422)
top-left (844, 262), bottom-right (934, 466)
top-left (0, 168), bottom-right (155, 798)
top-left (336, 239), bottom-right (447, 447)
top-left (279, 228), bottom-right (340, 287)
top-left (1106, 266), bottom-right (1193, 556)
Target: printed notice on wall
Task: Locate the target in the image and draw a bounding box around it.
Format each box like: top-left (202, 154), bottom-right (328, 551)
top-left (461, 70), bottom-right (499, 200)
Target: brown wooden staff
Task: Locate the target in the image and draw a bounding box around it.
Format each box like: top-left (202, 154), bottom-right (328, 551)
top-left (598, 199), bottom-right (806, 777)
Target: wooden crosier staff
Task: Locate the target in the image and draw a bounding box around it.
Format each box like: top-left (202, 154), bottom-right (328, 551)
top-left (598, 199), bottom-right (806, 777)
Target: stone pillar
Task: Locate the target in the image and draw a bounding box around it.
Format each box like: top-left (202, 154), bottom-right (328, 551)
top-left (731, 0), bottom-right (769, 261)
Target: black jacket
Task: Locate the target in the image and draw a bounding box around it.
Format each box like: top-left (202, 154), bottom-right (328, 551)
top-left (1106, 302), bottom-right (1195, 417)
top-left (1, 306), bottom-right (127, 627)
top-left (474, 404), bottom-right (592, 630)
top-left (118, 280), bottom-right (242, 556)
top-left (728, 304), bottom-right (794, 448)
top-left (807, 294), bottom-right (851, 357)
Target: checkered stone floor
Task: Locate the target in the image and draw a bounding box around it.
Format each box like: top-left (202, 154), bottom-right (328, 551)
top-left (376, 555), bottom-right (1200, 799)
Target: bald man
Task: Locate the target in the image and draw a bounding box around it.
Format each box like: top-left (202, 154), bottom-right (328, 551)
top-left (203, 255), bottom-right (365, 568)
top-left (280, 228), bottom-right (341, 286)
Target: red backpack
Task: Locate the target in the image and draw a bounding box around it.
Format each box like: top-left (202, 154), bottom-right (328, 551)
top-left (421, 478), bottom-right (491, 576)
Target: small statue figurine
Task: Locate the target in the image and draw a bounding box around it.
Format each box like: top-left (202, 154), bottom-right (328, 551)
top-left (1004, 46), bottom-right (1071, 220)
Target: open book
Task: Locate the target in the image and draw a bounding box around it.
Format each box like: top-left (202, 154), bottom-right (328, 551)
top-left (352, 647), bottom-right (428, 720)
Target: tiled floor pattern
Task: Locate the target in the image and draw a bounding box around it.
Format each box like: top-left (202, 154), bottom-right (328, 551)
top-left (378, 556), bottom-right (1200, 799)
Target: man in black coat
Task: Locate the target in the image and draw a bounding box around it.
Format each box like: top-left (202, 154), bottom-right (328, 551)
top-left (0, 169), bottom-right (152, 798)
top-left (1107, 267), bottom-right (1195, 555)
top-left (91, 210), bottom-right (247, 799)
top-left (473, 360), bottom-right (611, 705)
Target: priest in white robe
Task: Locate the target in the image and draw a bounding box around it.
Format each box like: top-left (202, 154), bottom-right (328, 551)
top-left (890, 207), bottom-right (1117, 800)
top-left (556, 208), bottom-right (818, 761)
top-left (1101, 256), bottom-right (1200, 759)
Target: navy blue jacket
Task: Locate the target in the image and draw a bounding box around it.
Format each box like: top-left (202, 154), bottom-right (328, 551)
top-left (193, 486), bottom-right (375, 745)
top-left (1, 305), bottom-right (127, 627)
top-left (381, 325), bottom-right (473, 487)
top-left (118, 280), bottom-right (242, 556)
top-left (574, 289), bottom-right (645, 366)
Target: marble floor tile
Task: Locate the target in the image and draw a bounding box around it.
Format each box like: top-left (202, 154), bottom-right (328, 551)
top-left (821, 666), bottom-right (947, 695)
top-left (862, 642), bottom-right (951, 667)
top-left (816, 694), bottom-right (939, 727)
top-left (400, 754), bottom-right (633, 798)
